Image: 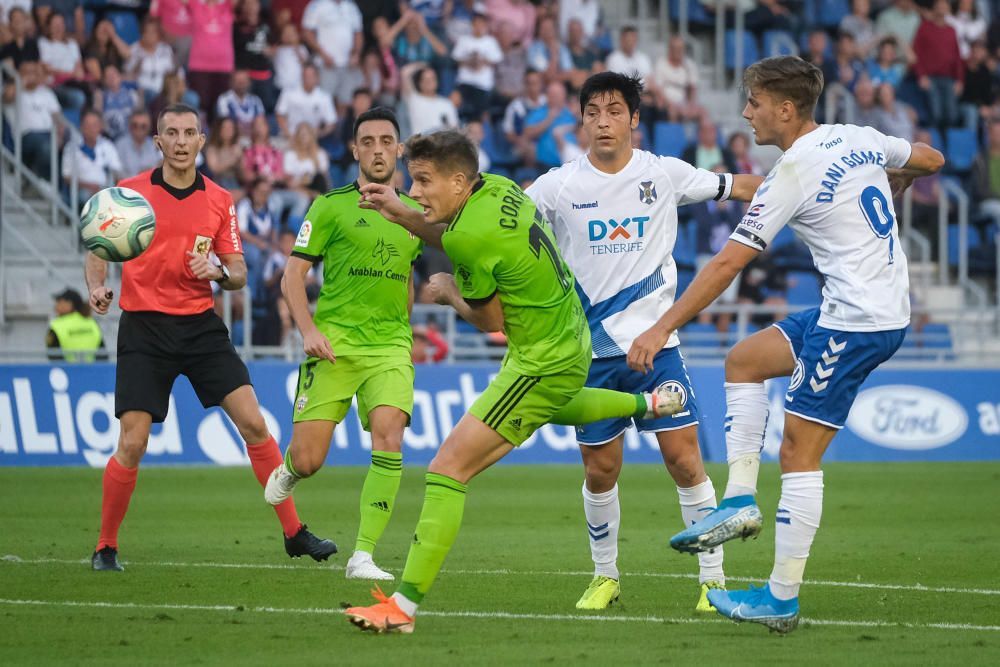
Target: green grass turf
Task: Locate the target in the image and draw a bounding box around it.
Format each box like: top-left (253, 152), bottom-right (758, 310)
top-left (1, 462), bottom-right (998, 665)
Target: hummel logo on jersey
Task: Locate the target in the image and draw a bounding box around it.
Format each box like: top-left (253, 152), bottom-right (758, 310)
top-left (356, 217), bottom-right (369, 227)
top-left (372, 237), bottom-right (399, 265)
top-left (638, 180), bottom-right (657, 204)
top-left (572, 201), bottom-right (598, 209)
top-left (508, 417), bottom-right (522, 430)
top-left (370, 500), bottom-right (390, 512)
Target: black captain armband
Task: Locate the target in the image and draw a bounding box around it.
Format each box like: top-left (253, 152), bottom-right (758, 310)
top-left (714, 173), bottom-right (734, 201)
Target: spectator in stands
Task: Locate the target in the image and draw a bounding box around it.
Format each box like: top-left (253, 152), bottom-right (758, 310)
top-left (216, 69), bottom-right (266, 138)
top-left (411, 323), bottom-right (449, 363)
top-left (737, 248), bottom-right (789, 327)
top-left (46, 288), bottom-right (106, 362)
top-left (187, 0), bottom-right (236, 121)
top-left (259, 228), bottom-right (310, 346)
top-left (271, 0), bottom-right (311, 33)
top-left (283, 121), bottom-right (329, 199)
top-left (873, 82), bottom-right (916, 141)
top-left (522, 79), bottom-right (576, 170)
top-left (33, 1), bottom-right (84, 45)
top-left (971, 122), bottom-right (1000, 228)
top-left (273, 22), bottom-right (309, 94)
top-left (728, 131), bottom-right (763, 175)
top-left (391, 7), bottom-right (448, 68)
top-left (526, 14), bottom-right (572, 84)
top-left (93, 64), bottom-right (141, 141)
top-left (115, 110), bottom-right (160, 178)
top-left (691, 164), bottom-right (743, 335)
top-left (125, 17), bottom-right (177, 105)
top-left (334, 87), bottom-right (372, 182)
top-left (38, 12), bottom-right (86, 110)
top-left (961, 39), bottom-right (997, 128)
top-left (913, 0), bottom-right (964, 129)
top-left (605, 25), bottom-right (651, 83)
top-left (502, 68), bottom-right (545, 166)
top-left (1, 60), bottom-right (61, 179)
top-left (560, 0), bottom-right (601, 42)
top-left (0, 8), bottom-right (40, 70)
top-left (803, 29), bottom-right (838, 120)
top-left (233, 0), bottom-right (278, 112)
top-left (494, 21), bottom-right (528, 103)
top-left (302, 0), bottom-right (362, 103)
top-left (62, 109), bottom-right (122, 208)
top-left (840, 0), bottom-right (878, 59)
top-left (487, 0), bottom-right (536, 47)
top-left (446, 0), bottom-right (477, 44)
top-left (452, 10), bottom-right (502, 121)
top-left (358, 0), bottom-right (402, 45)
top-left (909, 127), bottom-right (945, 246)
top-left (651, 34), bottom-right (703, 123)
top-left (345, 48), bottom-right (399, 108)
top-left (867, 37), bottom-right (905, 89)
top-left (369, 16), bottom-right (402, 97)
top-left (204, 116), bottom-right (243, 192)
top-left (946, 0), bottom-right (986, 60)
top-left (274, 62), bottom-right (337, 139)
top-left (682, 117), bottom-right (737, 173)
top-left (875, 0), bottom-right (921, 63)
top-left (566, 18), bottom-right (600, 91)
top-left (150, 0), bottom-right (194, 67)
top-left (853, 76), bottom-right (880, 127)
top-left (834, 31), bottom-right (864, 93)
top-left (406, 0), bottom-right (449, 39)
top-left (235, 176), bottom-right (278, 282)
top-left (465, 118), bottom-right (491, 171)
top-left (83, 18), bottom-right (131, 81)
top-left (400, 61), bottom-right (459, 134)
top-left (148, 72), bottom-right (193, 135)
top-left (241, 114), bottom-right (310, 221)
top-left (553, 121), bottom-right (587, 163)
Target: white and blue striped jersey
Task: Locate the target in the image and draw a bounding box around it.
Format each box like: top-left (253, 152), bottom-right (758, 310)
top-left (730, 124), bottom-right (912, 331)
top-left (527, 150), bottom-right (733, 358)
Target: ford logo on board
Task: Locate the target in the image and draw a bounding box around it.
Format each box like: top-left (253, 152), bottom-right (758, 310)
top-left (846, 385), bottom-right (968, 450)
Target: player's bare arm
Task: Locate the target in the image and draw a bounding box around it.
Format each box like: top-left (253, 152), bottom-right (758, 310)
top-left (426, 272), bottom-right (504, 333)
top-left (281, 255), bottom-right (335, 362)
top-left (730, 174), bottom-right (766, 202)
top-left (358, 182), bottom-right (447, 248)
top-left (885, 142), bottom-right (946, 197)
top-left (627, 240), bottom-right (759, 372)
top-left (84, 252), bottom-right (113, 315)
top-left (186, 252), bottom-right (246, 290)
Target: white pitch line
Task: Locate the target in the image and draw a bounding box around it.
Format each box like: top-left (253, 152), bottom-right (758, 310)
top-left (4, 555), bottom-right (999, 597)
top-left (0, 597), bottom-right (998, 633)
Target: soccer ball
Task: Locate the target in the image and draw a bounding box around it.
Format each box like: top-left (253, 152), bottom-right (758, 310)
top-left (79, 187), bottom-right (156, 262)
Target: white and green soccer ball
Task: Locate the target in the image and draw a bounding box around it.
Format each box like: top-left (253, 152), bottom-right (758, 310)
top-left (79, 186), bottom-right (156, 262)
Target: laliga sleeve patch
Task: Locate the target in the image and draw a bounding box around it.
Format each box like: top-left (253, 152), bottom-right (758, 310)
top-left (295, 220), bottom-right (313, 248)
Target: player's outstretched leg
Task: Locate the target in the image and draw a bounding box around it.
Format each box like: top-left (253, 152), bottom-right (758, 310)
top-left (550, 383), bottom-right (683, 427)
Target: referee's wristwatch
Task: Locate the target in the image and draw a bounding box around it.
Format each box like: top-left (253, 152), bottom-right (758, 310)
top-left (214, 264), bottom-right (230, 285)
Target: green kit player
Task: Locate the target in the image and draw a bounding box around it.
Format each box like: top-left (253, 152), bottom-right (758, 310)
top-left (264, 108), bottom-right (422, 581)
top-left (345, 129), bottom-right (684, 633)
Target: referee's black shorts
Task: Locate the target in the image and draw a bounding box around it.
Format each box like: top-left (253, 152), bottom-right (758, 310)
top-left (115, 309), bottom-right (252, 423)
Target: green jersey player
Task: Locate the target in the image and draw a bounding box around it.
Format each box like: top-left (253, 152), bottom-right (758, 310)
top-left (344, 129), bottom-right (684, 633)
top-left (264, 107), bottom-right (422, 581)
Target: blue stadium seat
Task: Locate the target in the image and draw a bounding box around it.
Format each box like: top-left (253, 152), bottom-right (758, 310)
top-left (771, 225), bottom-right (796, 249)
top-left (787, 271), bottom-right (822, 305)
top-left (107, 11), bottom-right (141, 47)
top-left (668, 0), bottom-right (714, 27)
top-left (62, 108), bottom-right (81, 129)
top-left (763, 30), bottom-right (798, 57)
top-left (927, 127), bottom-right (944, 151)
top-left (945, 128), bottom-right (977, 172)
top-left (947, 224), bottom-right (981, 266)
top-left (725, 30), bottom-right (759, 71)
top-left (653, 122), bottom-right (686, 158)
top-left (673, 221), bottom-right (697, 270)
top-left (920, 323), bottom-right (952, 349)
top-left (84, 10), bottom-right (96, 37)
top-left (817, 0), bottom-right (850, 29)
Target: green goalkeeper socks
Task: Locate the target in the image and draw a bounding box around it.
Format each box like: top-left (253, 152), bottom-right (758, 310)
top-left (354, 451), bottom-right (403, 554)
top-left (549, 387), bottom-right (647, 425)
top-left (396, 472), bottom-right (467, 605)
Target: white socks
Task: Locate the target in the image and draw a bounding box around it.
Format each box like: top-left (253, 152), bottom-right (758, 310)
top-left (583, 483), bottom-right (620, 580)
top-left (723, 382), bottom-right (769, 499)
top-left (392, 592), bottom-right (418, 616)
top-left (769, 471), bottom-right (824, 600)
top-left (677, 479), bottom-right (725, 584)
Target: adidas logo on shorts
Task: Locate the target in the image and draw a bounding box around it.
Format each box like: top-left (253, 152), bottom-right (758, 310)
top-left (370, 500), bottom-right (390, 512)
top-left (508, 417), bottom-right (522, 431)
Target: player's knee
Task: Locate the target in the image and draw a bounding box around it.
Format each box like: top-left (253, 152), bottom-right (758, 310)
top-left (117, 429), bottom-right (149, 466)
top-left (725, 345), bottom-right (758, 383)
top-left (583, 456), bottom-right (620, 492)
top-left (236, 415), bottom-right (270, 445)
top-left (370, 430), bottom-right (403, 454)
top-left (290, 448), bottom-right (323, 478)
top-left (662, 446), bottom-right (704, 487)
top-left (779, 432), bottom-right (818, 472)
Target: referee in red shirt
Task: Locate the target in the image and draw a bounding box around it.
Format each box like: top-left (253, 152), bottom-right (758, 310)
top-left (85, 103), bottom-right (335, 571)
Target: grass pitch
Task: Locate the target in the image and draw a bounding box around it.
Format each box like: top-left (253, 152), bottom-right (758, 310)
top-left (1, 462), bottom-right (998, 665)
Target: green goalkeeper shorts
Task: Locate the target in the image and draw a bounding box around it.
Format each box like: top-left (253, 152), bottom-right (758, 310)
top-left (292, 355), bottom-right (414, 430)
top-left (469, 354), bottom-right (590, 446)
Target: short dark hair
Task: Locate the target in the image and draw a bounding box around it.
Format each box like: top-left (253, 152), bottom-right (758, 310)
top-left (156, 103), bottom-right (201, 133)
top-left (579, 71), bottom-right (643, 117)
top-left (354, 106), bottom-right (400, 140)
top-left (406, 130), bottom-right (478, 182)
top-left (742, 56), bottom-right (824, 118)
top-left (620, 25), bottom-right (637, 35)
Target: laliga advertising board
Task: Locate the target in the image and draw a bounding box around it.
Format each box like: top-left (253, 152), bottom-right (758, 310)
top-left (0, 364), bottom-right (997, 466)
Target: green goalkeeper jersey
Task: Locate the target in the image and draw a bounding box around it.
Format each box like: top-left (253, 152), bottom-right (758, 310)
top-left (292, 181), bottom-right (424, 357)
top-left (442, 173), bottom-right (588, 375)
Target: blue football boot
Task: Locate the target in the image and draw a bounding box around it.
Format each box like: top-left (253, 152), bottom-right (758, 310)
top-left (707, 583), bottom-right (800, 634)
top-left (669, 494), bottom-right (763, 554)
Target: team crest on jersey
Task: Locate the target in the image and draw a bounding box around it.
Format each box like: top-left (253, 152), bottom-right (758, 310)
top-left (638, 180), bottom-right (657, 205)
top-left (192, 235), bottom-right (212, 257)
top-left (372, 238), bottom-right (400, 265)
top-left (295, 396), bottom-right (308, 413)
top-left (295, 221), bottom-right (313, 248)
top-left (786, 359), bottom-right (805, 403)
